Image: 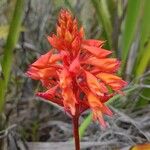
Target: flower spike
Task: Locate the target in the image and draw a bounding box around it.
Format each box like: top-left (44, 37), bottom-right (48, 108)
top-left (26, 9), bottom-right (127, 127)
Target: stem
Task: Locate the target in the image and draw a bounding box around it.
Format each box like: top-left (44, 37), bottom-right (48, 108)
top-left (73, 116), bottom-right (80, 150)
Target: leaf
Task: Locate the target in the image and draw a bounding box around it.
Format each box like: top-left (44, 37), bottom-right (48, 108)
top-left (121, 0), bottom-right (144, 64)
top-left (134, 0), bottom-right (150, 76)
top-left (138, 0), bottom-right (150, 56)
top-left (79, 113), bottom-right (92, 138)
top-left (135, 41), bottom-right (150, 76)
top-left (0, 0), bottom-right (24, 113)
top-left (132, 0), bottom-right (150, 108)
top-left (91, 0), bottom-right (112, 48)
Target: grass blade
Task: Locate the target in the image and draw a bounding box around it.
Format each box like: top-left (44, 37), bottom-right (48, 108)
top-left (79, 113), bottom-right (92, 138)
top-left (121, 0), bottom-right (143, 64)
top-left (136, 41), bottom-right (150, 76)
top-left (0, 0), bottom-right (24, 113)
top-left (134, 0), bottom-right (150, 76)
top-left (91, 0), bottom-right (112, 48)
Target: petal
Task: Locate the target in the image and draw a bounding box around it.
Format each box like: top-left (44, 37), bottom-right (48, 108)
top-left (41, 75), bottom-right (58, 88)
top-left (87, 92), bottom-right (112, 116)
top-left (87, 92), bottom-right (113, 127)
top-left (76, 73), bottom-right (89, 94)
top-left (26, 66), bottom-right (56, 81)
top-left (92, 110), bottom-right (107, 128)
top-left (69, 55), bottom-right (81, 74)
top-left (100, 93), bottom-right (114, 103)
top-left (48, 54), bottom-right (62, 64)
top-left (62, 88), bottom-right (77, 115)
top-left (100, 104), bottom-right (113, 116)
top-left (85, 71), bottom-right (107, 96)
top-left (56, 25), bottom-right (62, 37)
top-left (79, 27), bottom-right (84, 37)
top-left (83, 57), bottom-right (120, 73)
top-left (31, 51), bottom-right (52, 68)
top-left (99, 82), bottom-right (109, 93)
top-left (87, 92), bottom-right (113, 116)
top-left (96, 73), bottom-right (127, 92)
top-left (59, 68), bottom-right (72, 89)
top-left (41, 79), bottom-right (51, 88)
top-left (71, 36), bottom-right (82, 53)
top-left (87, 92), bottom-right (103, 108)
top-left (81, 44), bottom-right (112, 58)
top-left (36, 85), bottom-right (58, 99)
top-left (47, 35), bottom-right (64, 50)
top-left (26, 67), bottom-right (41, 80)
top-left (59, 68), bottom-right (77, 115)
top-left (37, 68), bottom-right (56, 79)
top-left (92, 105), bottom-right (113, 128)
top-left (64, 30), bottom-right (73, 42)
top-left (82, 39), bottom-right (105, 47)
top-left (60, 50), bottom-right (70, 65)
top-left (36, 85), bottom-right (63, 106)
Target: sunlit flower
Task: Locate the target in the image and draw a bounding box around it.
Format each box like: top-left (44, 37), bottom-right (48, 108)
top-left (26, 9), bottom-right (127, 127)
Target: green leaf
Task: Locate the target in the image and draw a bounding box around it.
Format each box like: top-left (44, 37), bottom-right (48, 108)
top-left (139, 0), bottom-right (150, 54)
top-left (134, 0), bottom-right (150, 76)
top-left (121, 0), bottom-right (144, 63)
top-left (79, 113), bottom-right (92, 138)
top-left (91, 0), bottom-right (112, 48)
top-left (136, 41), bottom-right (150, 76)
top-left (0, 0), bottom-right (24, 113)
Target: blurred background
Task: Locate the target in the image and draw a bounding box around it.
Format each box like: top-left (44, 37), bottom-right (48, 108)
top-left (0, 0), bottom-right (150, 150)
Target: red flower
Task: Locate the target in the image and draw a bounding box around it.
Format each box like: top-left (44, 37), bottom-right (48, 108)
top-left (26, 9), bottom-right (127, 127)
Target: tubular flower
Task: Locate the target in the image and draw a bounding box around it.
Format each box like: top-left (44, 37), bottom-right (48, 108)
top-left (26, 9), bottom-right (127, 127)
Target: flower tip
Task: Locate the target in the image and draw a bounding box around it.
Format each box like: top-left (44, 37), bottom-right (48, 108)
top-left (36, 92), bottom-right (50, 99)
top-left (107, 109), bottom-right (113, 117)
top-left (25, 71), bottom-right (31, 78)
top-left (71, 108), bottom-right (76, 116)
top-left (60, 8), bottom-right (68, 14)
top-left (117, 90), bottom-right (126, 96)
top-left (36, 92), bottom-right (42, 97)
top-left (47, 36), bottom-right (51, 42)
top-left (124, 81), bottom-right (128, 86)
top-left (25, 72), bottom-right (29, 77)
top-left (36, 92), bottom-right (48, 98)
top-left (98, 117), bottom-right (107, 128)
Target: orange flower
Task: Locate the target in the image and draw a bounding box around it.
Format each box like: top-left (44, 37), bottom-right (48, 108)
top-left (87, 92), bottom-right (113, 127)
top-left (26, 9), bottom-right (127, 127)
top-left (96, 73), bottom-right (127, 94)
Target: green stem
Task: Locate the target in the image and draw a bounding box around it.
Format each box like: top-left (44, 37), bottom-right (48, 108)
top-left (0, 0), bottom-right (24, 113)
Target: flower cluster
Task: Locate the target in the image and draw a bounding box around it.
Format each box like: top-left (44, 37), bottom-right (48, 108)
top-left (26, 10), bottom-right (127, 127)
